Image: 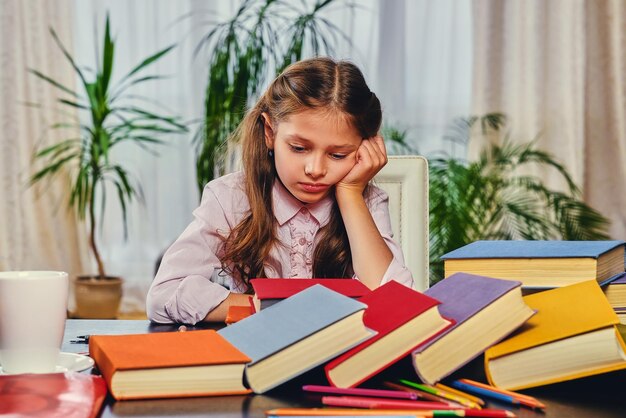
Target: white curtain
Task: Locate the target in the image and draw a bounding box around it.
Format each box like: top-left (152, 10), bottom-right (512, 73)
top-left (0, 0), bottom-right (89, 309)
top-left (471, 0), bottom-right (626, 239)
top-left (375, 0), bottom-right (473, 157)
top-left (72, 0), bottom-right (211, 313)
top-left (1, 0), bottom-right (471, 313)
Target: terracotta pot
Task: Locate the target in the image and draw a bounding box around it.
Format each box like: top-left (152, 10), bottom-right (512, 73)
top-left (74, 275), bottom-right (123, 319)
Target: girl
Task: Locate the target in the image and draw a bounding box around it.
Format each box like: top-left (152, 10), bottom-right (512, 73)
top-left (147, 57), bottom-right (413, 324)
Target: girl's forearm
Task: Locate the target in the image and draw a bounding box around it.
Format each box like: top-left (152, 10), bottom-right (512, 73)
top-left (336, 189), bottom-right (392, 289)
top-left (202, 292), bottom-right (251, 322)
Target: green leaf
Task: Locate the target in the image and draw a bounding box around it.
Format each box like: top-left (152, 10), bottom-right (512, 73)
top-left (49, 27), bottom-right (89, 91)
top-left (29, 14), bottom-right (186, 254)
top-left (100, 13), bottom-right (115, 95)
top-left (122, 44), bottom-right (176, 81)
top-left (427, 114), bottom-right (610, 284)
top-left (28, 69), bottom-right (79, 98)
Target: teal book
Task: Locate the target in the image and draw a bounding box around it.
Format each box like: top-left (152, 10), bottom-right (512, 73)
top-left (218, 284), bottom-right (374, 394)
top-left (442, 240), bottom-right (625, 288)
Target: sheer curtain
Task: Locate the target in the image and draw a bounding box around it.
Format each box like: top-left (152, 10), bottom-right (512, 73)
top-left (376, 0), bottom-right (473, 157)
top-left (72, 0), bottom-right (211, 312)
top-left (0, 0), bottom-right (88, 309)
top-left (471, 0), bottom-right (626, 239)
top-left (67, 0), bottom-right (472, 312)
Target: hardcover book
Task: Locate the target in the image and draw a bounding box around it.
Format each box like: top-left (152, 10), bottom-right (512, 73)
top-left (219, 284), bottom-right (374, 394)
top-left (442, 240), bottom-right (625, 288)
top-left (89, 330), bottom-right (251, 400)
top-left (411, 273), bottom-right (535, 384)
top-left (604, 273), bottom-right (626, 324)
top-left (324, 280), bottom-right (453, 388)
top-left (225, 305), bottom-right (254, 324)
top-left (485, 280), bottom-right (626, 390)
top-left (250, 278), bottom-right (371, 311)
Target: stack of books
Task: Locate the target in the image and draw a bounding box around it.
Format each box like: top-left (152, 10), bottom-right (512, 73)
top-left (86, 240), bottom-right (626, 406)
top-left (90, 279), bottom-right (536, 398)
top-left (603, 273), bottom-right (626, 323)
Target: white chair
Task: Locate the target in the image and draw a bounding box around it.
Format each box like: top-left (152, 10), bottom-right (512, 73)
top-left (374, 156), bottom-right (429, 291)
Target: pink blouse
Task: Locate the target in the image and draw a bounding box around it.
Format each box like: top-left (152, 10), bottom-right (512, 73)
top-left (146, 171), bottom-right (414, 324)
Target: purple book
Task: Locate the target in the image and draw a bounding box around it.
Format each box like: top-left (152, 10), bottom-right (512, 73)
top-left (411, 273), bottom-right (535, 384)
top-left (608, 272), bottom-right (626, 285)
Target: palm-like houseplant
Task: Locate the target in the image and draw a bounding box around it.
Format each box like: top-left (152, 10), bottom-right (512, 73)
top-left (30, 16), bottom-right (187, 317)
top-left (194, 0), bottom-right (347, 193)
top-left (428, 114), bottom-right (610, 282)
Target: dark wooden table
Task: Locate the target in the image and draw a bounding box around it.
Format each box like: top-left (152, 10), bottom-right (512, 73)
top-left (63, 319), bottom-right (626, 418)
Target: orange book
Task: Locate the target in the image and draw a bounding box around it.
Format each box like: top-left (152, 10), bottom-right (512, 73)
top-left (89, 330), bottom-right (251, 400)
top-left (226, 304), bottom-right (254, 324)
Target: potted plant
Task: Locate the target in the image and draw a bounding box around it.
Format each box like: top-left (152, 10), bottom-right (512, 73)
top-left (427, 113), bottom-right (610, 282)
top-left (383, 114), bottom-right (610, 283)
top-left (29, 15), bottom-right (187, 318)
top-left (194, 0), bottom-right (347, 193)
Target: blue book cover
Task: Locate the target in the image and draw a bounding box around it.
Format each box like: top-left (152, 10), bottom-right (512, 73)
top-left (441, 240), bottom-right (625, 260)
top-left (218, 284), bottom-right (374, 393)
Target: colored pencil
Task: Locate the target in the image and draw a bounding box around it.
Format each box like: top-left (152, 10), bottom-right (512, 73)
top-left (434, 383), bottom-right (485, 406)
top-left (399, 380), bottom-right (482, 410)
top-left (456, 380), bottom-right (545, 409)
top-left (303, 384), bottom-right (418, 399)
top-left (321, 396), bottom-right (459, 410)
top-left (265, 408), bottom-right (426, 416)
top-left (384, 382), bottom-right (463, 407)
top-left (450, 381), bottom-right (537, 409)
top-left (265, 408), bottom-right (516, 417)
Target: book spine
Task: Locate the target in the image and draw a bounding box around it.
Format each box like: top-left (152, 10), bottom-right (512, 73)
top-left (88, 337), bottom-right (118, 396)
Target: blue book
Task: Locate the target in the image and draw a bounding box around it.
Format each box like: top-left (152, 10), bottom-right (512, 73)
top-left (441, 240), bottom-right (625, 288)
top-left (218, 284), bottom-right (374, 394)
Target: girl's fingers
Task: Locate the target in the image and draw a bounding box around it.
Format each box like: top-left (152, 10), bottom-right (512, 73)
top-left (361, 138), bottom-right (385, 167)
top-left (374, 135), bottom-right (388, 159)
top-left (358, 140), bottom-right (374, 166)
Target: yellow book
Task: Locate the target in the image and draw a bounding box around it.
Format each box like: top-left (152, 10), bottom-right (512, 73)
top-left (484, 280), bottom-right (626, 390)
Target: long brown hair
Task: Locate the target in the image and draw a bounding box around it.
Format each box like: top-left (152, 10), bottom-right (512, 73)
top-left (220, 57), bottom-right (382, 289)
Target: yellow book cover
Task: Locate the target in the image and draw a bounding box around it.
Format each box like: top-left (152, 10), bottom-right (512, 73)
top-left (485, 280), bottom-right (626, 389)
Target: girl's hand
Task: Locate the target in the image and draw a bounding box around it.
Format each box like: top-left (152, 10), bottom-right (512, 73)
top-left (336, 135), bottom-right (387, 196)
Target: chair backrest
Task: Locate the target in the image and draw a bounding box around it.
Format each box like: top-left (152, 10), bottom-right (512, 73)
top-left (373, 156), bottom-right (429, 291)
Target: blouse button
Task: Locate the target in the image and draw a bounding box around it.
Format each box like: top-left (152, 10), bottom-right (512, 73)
top-left (299, 237), bottom-right (307, 246)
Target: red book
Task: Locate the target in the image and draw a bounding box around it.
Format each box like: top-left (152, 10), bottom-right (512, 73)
top-left (324, 281), bottom-right (454, 388)
top-left (0, 372), bottom-right (107, 418)
top-left (250, 278), bottom-right (371, 311)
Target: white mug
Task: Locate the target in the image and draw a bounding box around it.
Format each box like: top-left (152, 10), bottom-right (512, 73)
top-left (0, 271), bottom-right (69, 374)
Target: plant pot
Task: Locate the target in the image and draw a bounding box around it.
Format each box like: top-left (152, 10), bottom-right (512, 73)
top-left (74, 275), bottom-right (123, 319)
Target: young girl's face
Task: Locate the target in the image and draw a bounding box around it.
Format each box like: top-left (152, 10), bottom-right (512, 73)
top-left (264, 109), bottom-right (362, 204)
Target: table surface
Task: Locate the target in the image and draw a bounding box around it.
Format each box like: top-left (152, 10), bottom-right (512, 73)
top-left (63, 319), bottom-right (626, 418)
